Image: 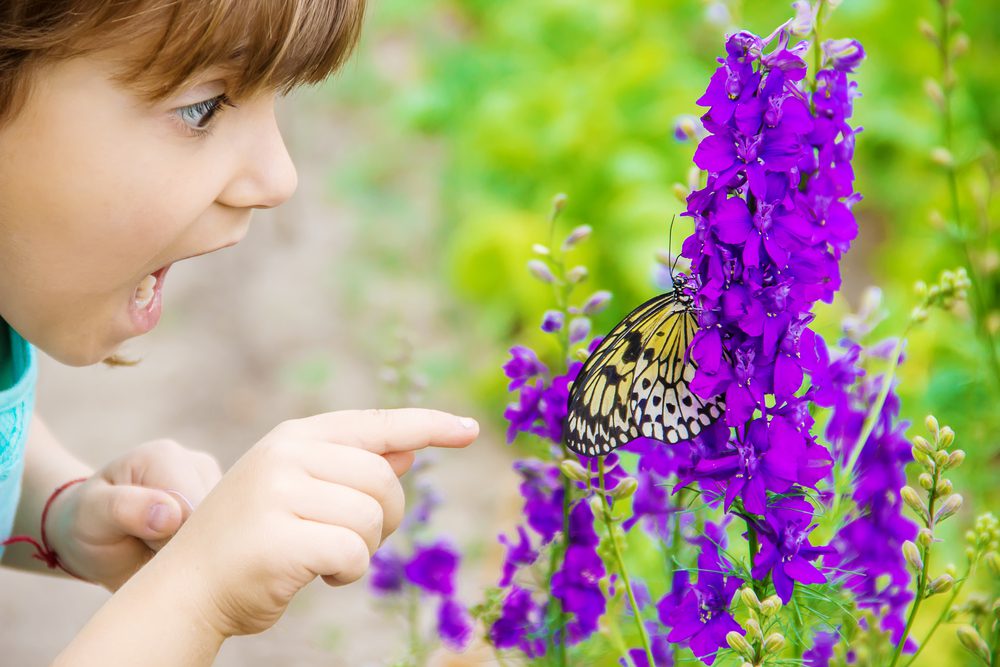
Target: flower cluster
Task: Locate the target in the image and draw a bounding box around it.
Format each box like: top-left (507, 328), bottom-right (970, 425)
top-left (678, 20), bottom-right (865, 611)
top-left (369, 464), bottom-right (473, 653)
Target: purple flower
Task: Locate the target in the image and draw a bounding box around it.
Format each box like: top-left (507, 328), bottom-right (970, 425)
top-left (503, 345), bottom-right (547, 391)
top-left (369, 547), bottom-right (406, 595)
top-left (541, 310), bottom-right (565, 333)
top-left (803, 631), bottom-right (837, 666)
top-left (550, 500), bottom-right (607, 643)
top-left (404, 541), bottom-right (460, 597)
top-left (751, 496), bottom-right (832, 603)
top-left (437, 598), bottom-right (473, 651)
top-left (512, 459), bottom-right (564, 543)
top-left (498, 525), bottom-right (538, 587)
top-left (660, 541), bottom-right (741, 664)
top-left (822, 38), bottom-right (866, 73)
top-left (490, 585), bottom-right (546, 657)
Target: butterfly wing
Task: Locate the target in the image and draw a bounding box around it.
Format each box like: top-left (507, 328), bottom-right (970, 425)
top-left (564, 293), bottom-right (674, 456)
top-left (564, 291), bottom-right (725, 457)
top-left (627, 306), bottom-right (725, 444)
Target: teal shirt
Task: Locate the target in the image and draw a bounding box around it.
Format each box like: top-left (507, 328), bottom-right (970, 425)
top-left (0, 320), bottom-right (38, 559)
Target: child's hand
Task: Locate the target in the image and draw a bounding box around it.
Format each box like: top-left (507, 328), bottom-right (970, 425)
top-left (152, 408), bottom-right (478, 638)
top-left (48, 439), bottom-right (222, 590)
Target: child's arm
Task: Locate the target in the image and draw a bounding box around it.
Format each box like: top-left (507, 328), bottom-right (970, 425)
top-left (2, 414), bottom-right (93, 574)
top-left (55, 409), bottom-right (478, 666)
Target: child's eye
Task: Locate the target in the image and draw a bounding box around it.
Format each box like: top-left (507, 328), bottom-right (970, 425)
top-left (174, 94), bottom-right (237, 137)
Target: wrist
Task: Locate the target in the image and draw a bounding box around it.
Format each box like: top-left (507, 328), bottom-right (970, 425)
top-left (56, 547), bottom-right (228, 667)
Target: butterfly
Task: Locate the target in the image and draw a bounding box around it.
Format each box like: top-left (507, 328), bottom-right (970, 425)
top-left (563, 274), bottom-right (725, 457)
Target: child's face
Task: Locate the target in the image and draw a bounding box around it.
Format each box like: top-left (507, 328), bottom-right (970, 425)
top-left (0, 47), bottom-right (299, 366)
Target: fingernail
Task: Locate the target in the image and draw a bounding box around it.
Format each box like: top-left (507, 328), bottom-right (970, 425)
top-left (458, 417), bottom-right (478, 430)
top-left (147, 503), bottom-right (171, 533)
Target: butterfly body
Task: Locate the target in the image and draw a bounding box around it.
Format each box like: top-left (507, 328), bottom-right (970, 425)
top-left (564, 276), bottom-right (725, 457)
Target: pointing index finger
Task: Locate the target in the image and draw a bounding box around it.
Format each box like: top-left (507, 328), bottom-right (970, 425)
top-left (282, 408), bottom-right (479, 454)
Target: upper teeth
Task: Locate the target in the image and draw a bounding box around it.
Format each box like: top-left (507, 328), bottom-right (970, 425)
top-left (134, 273), bottom-right (157, 309)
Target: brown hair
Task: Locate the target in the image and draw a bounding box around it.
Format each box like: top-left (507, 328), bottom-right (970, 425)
top-left (0, 0), bottom-right (366, 366)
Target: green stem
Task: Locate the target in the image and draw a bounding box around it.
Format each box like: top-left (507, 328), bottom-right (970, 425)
top-left (932, 2), bottom-right (1000, 390)
top-left (903, 566), bottom-right (970, 667)
top-left (888, 473), bottom-right (941, 667)
top-left (598, 458), bottom-right (655, 667)
top-left (746, 519), bottom-right (764, 599)
top-left (990, 617), bottom-right (1000, 667)
top-left (406, 586), bottom-right (425, 665)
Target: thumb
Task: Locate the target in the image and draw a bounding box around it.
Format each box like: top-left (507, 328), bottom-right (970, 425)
top-left (98, 485), bottom-right (185, 541)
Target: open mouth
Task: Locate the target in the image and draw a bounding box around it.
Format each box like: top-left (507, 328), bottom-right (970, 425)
top-left (132, 264), bottom-right (171, 311)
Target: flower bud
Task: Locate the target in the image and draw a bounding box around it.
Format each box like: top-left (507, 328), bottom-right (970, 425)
top-left (936, 478), bottom-right (953, 496)
top-left (912, 446), bottom-right (933, 469)
top-left (527, 259), bottom-right (555, 283)
top-left (740, 587), bottom-right (762, 613)
top-left (918, 528), bottom-right (935, 548)
top-left (763, 632), bottom-right (786, 654)
top-left (938, 426), bottom-right (955, 448)
top-left (903, 541), bottom-right (924, 571)
top-left (931, 147), bottom-right (954, 167)
top-left (914, 280), bottom-right (929, 297)
top-left (672, 183), bottom-right (689, 203)
top-left (582, 290), bottom-right (612, 315)
top-left (568, 317), bottom-right (591, 345)
top-left (760, 595), bottom-right (783, 617)
top-left (541, 310), bottom-right (565, 333)
top-left (588, 495), bottom-right (605, 519)
top-left (575, 348), bottom-right (591, 362)
top-left (726, 631), bottom-right (754, 660)
top-left (550, 193), bottom-right (568, 216)
top-left (532, 243), bottom-right (551, 256)
top-left (566, 265), bottom-right (588, 284)
top-left (743, 617), bottom-right (762, 643)
top-left (901, 486), bottom-right (928, 520)
top-left (952, 33), bottom-right (970, 57)
top-left (913, 435), bottom-right (935, 455)
top-left (609, 477), bottom-right (638, 500)
top-left (559, 459), bottom-right (591, 483)
top-left (924, 78), bottom-right (945, 109)
top-left (561, 225), bottom-right (592, 250)
top-left (945, 450), bottom-right (966, 469)
top-left (934, 450), bottom-right (950, 468)
top-left (956, 625), bottom-right (991, 664)
top-left (935, 494), bottom-right (963, 523)
top-left (918, 19), bottom-right (938, 43)
top-left (985, 551), bottom-right (1000, 577)
top-left (822, 38), bottom-right (865, 73)
top-left (925, 415), bottom-right (940, 435)
top-left (918, 473), bottom-right (934, 490)
top-left (926, 574), bottom-right (954, 596)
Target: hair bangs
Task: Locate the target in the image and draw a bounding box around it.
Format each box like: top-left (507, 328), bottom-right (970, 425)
top-left (105, 0), bottom-right (365, 102)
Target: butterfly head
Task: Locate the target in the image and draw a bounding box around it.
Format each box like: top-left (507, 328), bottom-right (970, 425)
top-left (672, 273), bottom-right (695, 307)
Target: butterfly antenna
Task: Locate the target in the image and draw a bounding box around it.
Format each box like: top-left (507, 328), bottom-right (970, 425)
top-left (667, 215), bottom-right (677, 285)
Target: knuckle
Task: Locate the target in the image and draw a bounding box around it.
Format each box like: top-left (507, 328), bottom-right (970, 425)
top-left (361, 408), bottom-right (392, 430)
top-left (370, 456), bottom-right (399, 498)
top-left (338, 532), bottom-right (372, 581)
top-left (106, 492), bottom-right (130, 526)
top-left (356, 496), bottom-right (384, 538)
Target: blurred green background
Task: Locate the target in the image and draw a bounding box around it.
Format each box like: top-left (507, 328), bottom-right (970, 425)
top-left (316, 0), bottom-right (999, 662)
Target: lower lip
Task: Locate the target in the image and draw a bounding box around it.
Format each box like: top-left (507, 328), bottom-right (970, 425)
top-left (127, 264), bottom-right (171, 334)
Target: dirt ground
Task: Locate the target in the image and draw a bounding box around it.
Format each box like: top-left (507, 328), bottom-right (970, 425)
top-left (0, 87), bottom-right (518, 666)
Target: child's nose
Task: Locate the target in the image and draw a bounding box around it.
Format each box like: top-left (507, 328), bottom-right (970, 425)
top-left (219, 108), bottom-right (299, 210)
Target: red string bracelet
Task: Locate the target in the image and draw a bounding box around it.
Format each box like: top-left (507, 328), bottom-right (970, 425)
top-left (1, 477), bottom-right (89, 581)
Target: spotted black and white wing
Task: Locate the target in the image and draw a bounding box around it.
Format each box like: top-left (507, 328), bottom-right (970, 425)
top-left (627, 306), bottom-right (725, 445)
top-left (563, 290), bottom-right (724, 457)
